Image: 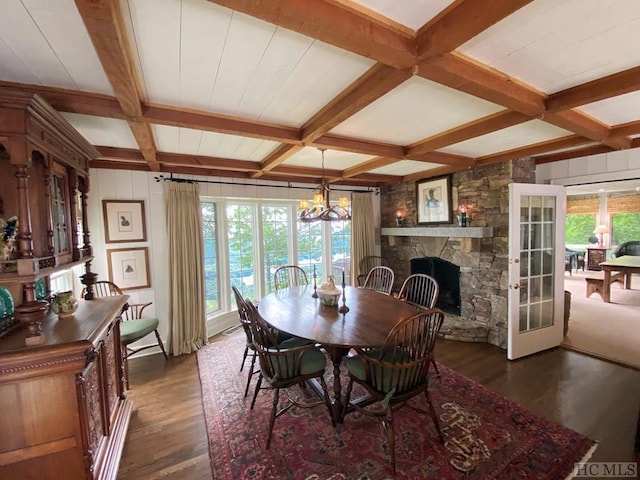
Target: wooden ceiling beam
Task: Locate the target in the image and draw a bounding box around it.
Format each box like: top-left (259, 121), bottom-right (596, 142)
top-left (544, 111), bottom-right (632, 150)
top-left (416, 0), bottom-right (533, 61)
top-left (75, 0), bottom-right (159, 171)
top-left (0, 81), bottom-right (125, 119)
top-left (407, 110), bottom-right (530, 156)
top-left (342, 156), bottom-right (397, 178)
top-left (207, 0), bottom-right (415, 69)
top-left (301, 64), bottom-right (412, 143)
top-left (252, 144), bottom-right (303, 178)
top-left (476, 134), bottom-right (592, 166)
top-left (311, 134), bottom-right (406, 158)
top-left (157, 152), bottom-right (261, 171)
top-left (126, 120), bottom-right (159, 170)
top-left (546, 66), bottom-right (640, 112)
top-left (417, 53), bottom-right (546, 116)
top-left (96, 146), bottom-right (144, 161)
top-left (533, 145), bottom-right (613, 164)
top-left (610, 120), bottom-right (640, 138)
top-left (402, 165), bottom-right (462, 183)
top-left (144, 104), bottom-right (301, 144)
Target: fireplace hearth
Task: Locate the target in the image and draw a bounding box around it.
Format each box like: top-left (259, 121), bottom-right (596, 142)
top-left (411, 257), bottom-right (461, 315)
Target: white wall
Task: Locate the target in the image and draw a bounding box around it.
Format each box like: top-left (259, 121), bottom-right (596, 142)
top-left (536, 146), bottom-right (640, 186)
top-left (87, 169), bottom-right (380, 354)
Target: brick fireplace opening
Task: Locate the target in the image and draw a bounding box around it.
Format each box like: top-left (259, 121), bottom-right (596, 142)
top-left (410, 257), bottom-right (461, 315)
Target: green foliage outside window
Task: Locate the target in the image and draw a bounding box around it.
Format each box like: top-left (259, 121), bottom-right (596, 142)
top-left (565, 214), bottom-right (596, 245)
top-left (202, 202), bottom-right (219, 314)
top-left (611, 212), bottom-right (640, 246)
top-left (262, 205), bottom-right (290, 294)
top-left (227, 204), bottom-right (255, 301)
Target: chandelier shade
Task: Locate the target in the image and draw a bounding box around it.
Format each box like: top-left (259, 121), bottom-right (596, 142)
top-left (298, 149), bottom-right (351, 222)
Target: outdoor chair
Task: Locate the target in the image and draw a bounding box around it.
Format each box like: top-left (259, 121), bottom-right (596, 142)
top-left (397, 273), bottom-right (440, 373)
top-left (356, 255), bottom-right (387, 286)
top-left (343, 308), bottom-right (445, 475)
top-left (88, 280), bottom-right (167, 389)
top-left (243, 298), bottom-right (333, 448)
top-left (362, 265), bottom-right (395, 295)
top-left (274, 265), bottom-right (309, 290)
top-left (611, 240), bottom-right (640, 258)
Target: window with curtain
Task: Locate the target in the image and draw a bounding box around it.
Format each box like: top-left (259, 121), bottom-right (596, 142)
top-left (202, 202), bottom-right (220, 315)
top-left (297, 220), bottom-right (324, 280)
top-left (261, 204), bottom-right (291, 294)
top-left (202, 198), bottom-right (350, 317)
top-left (227, 203), bottom-right (256, 302)
top-left (331, 221), bottom-right (351, 285)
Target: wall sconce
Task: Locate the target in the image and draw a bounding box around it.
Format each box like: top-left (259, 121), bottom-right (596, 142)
top-left (457, 205), bottom-right (468, 227)
top-left (396, 210), bottom-right (404, 227)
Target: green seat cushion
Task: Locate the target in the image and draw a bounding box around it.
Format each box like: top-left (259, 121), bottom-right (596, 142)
top-left (120, 317), bottom-right (159, 344)
top-left (278, 335), bottom-right (312, 348)
top-left (346, 349), bottom-right (419, 394)
top-left (265, 346), bottom-right (326, 381)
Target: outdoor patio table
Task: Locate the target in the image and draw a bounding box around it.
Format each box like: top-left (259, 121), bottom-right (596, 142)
top-left (599, 256), bottom-right (640, 303)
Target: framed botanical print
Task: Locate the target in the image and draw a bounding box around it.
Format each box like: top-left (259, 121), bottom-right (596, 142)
top-left (106, 247), bottom-right (151, 290)
top-left (416, 176), bottom-right (452, 225)
top-left (103, 200), bottom-right (147, 243)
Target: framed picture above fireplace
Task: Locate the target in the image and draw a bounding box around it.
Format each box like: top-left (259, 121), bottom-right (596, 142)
top-left (416, 175), bottom-right (452, 225)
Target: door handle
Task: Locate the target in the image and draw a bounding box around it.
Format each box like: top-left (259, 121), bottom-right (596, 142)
top-left (510, 283), bottom-right (520, 289)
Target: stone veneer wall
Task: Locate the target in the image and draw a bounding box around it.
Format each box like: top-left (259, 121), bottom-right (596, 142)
top-left (381, 158), bottom-right (535, 348)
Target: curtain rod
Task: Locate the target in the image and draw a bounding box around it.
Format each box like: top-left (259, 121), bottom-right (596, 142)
top-left (153, 174), bottom-right (380, 194)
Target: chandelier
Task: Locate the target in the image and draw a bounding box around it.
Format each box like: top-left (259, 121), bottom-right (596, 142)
top-left (298, 149), bottom-right (351, 222)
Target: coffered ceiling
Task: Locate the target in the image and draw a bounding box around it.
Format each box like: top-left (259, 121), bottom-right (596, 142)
top-left (1, 0), bottom-right (639, 188)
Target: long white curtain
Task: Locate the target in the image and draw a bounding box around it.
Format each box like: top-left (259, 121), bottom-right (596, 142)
top-left (165, 182), bottom-right (208, 355)
top-left (350, 192), bottom-right (376, 284)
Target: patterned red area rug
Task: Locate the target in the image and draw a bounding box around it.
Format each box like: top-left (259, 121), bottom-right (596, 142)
top-left (198, 332), bottom-right (596, 479)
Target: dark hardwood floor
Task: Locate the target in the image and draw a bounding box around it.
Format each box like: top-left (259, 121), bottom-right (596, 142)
top-left (118, 337), bottom-right (640, 479)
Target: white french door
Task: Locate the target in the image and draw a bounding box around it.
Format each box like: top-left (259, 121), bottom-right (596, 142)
top-left (507, 183), bottom-right (566, 360)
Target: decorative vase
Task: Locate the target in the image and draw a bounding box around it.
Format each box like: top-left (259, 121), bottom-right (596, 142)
top-left (51, 290), bottom-right (78, 318)
top-left (317, 277), bottom-right (340, 307)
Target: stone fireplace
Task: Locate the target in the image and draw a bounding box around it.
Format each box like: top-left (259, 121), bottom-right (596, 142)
top-left (380, 159), bottom-right (536, 348)
top-left (411, 256), bottom-right (461, 315)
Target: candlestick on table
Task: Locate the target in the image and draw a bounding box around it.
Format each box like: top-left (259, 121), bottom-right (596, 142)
top-left (312, 264), bottom-right (318, 298)
top-left (339, 270), bottom-right (349, 314)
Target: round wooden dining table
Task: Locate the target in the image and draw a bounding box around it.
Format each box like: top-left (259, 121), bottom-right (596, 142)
top-left (258, 284), bottom-right (421, 422)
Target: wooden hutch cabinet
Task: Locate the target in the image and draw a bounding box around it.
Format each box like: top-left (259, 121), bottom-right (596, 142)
top-left (0, 89), bottom-right (132, 479)
top-left (0, 297), bottom-right (132, 479)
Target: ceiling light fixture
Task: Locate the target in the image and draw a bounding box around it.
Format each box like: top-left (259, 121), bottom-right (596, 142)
top-left (298, 148), bottom-right (351, 222)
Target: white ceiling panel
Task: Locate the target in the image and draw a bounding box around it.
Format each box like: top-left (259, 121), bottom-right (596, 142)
top-left (128, 0), bottom-right (373, 126)
top-left (439, 120), bottom-right (574, 158)
top-left (283, 147), bottom-right (374, 170)
top-left (126, 0), bottom-right (182, 103)
top-left (330, 76), bottom-right (504, 145)
top-left (579, 91), bottom-right (640, 126)
top-left (61, 113), bottom-right (138, 148)
top-left (249, 37), bottom-right (374, 126)
top-left (0, 0), bottom-right (112, 93)
top-left (153, 124), bottom-right (279, 160)
top-left (459, 0), bottom-right (640, 93)
top-left (370, 160), bottom-right (440, 176)
top-left (352, 0), bottom-right (454, 31)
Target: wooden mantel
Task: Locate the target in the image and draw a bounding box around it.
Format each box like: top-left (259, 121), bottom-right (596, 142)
top-left (381, 226), bottom-right (493, 238)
